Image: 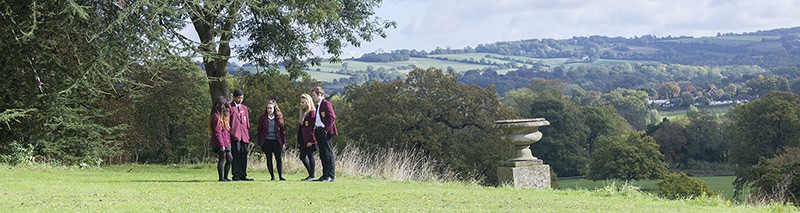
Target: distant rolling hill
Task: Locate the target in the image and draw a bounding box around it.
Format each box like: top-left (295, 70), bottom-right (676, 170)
top-left (226, 26), bottom-right (800, 84)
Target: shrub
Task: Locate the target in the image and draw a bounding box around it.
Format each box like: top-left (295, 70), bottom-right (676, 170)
top-left (746, 147), bottom-right (800, 206)
top-left (657, 172), bottom-right (716, 199)
top-left (550, 168), bottom-right (559, 189)
top-left (0, 142), bottom-right (35, 165)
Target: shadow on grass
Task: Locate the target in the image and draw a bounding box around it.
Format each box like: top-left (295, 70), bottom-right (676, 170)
top-left (122, 179), bottom-right (219, 183)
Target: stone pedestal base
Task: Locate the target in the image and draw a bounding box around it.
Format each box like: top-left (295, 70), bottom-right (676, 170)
top-left (497, 164), bottom-right (550, 189)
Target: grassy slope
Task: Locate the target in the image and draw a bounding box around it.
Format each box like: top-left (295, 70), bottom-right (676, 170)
top-left (658, 106), bottom-right (732, 121)
top-left (660, 35), bottom-right (779, 47)
top-left (235, 66), bottom-right (352, 82)
top-left (559, 176), bottom-right (748, 201)
top-left (1, 164), bottom-right (793, 212)
top-left (309, 57), bottom-right (493, 73)
top-left (302, 70), bottom-right (352, 82)
top-left (254, 52), bottom-right (652, 82)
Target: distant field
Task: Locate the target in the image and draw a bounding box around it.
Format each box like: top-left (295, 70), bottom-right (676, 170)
top-left (235, 66), bottom-right (352, 82)
top-left (658, 105), bottom-right (732, 120)
top-left (746, 42), bottom-right (784, 53)
top-left (430, 53), bottom-right (647, 67)
top-left (562, 58), bottom-right (648, 68)
top-left (308, 57), bottom-right (493, 73)
top-left (718, 35), bottom-right (780, 41)
top-left (302, 70), bottom-right (352, 82)
top-left (289, 51), bottom-right (658, 81)
top-left (428, 53), bottom-right (521, 65)
top-left (560, 176), bottom-right (748, 201)
top-left (624, 46), bottom-right (662, 54)
top-left (661, 35), bottom-right (778, 47)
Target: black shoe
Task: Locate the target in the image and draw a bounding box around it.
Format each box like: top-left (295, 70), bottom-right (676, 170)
top-left (242, 177), bottom-right (254, 181)
top-left (219, 178), bottom-right (231, 182)
top-left (224, 178), bottom-right (232, 181)
top-left (279, 178), bottom-right (286, 181)
top-left (232, 177), bottom-right (242, 181)
top-left (302, 176), bottom-right (315, 181)
top-left (315, 177), bottom-right (333, 182)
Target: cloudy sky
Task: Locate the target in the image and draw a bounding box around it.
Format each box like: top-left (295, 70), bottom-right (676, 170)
top-left (338, 0), bottom-right (800, 58)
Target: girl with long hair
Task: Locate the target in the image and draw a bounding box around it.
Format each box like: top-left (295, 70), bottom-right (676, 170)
top-left (257, 100), bottom-right (287, 181)
top-left (298, 94), bottom-right (318, 181)
top-left (210, 96), bottom-right (233, 181)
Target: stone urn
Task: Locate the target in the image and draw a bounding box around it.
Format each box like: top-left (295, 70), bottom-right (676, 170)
top-left (494, 118), bottom-right (550, 165)
top-left (494, 118), bottom-right (551, 188)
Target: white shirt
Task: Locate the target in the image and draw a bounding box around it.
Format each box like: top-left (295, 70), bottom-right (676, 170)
top-left (315, 99), bottom-right (325, 128)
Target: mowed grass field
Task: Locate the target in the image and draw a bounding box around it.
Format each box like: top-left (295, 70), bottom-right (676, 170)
top-left (236, 53), bottom-right (652, 82)
top-left (1, 164), bottom-right (794, 212)
top-left (658, 105), bottom-right (732, 120)
top-left (661, 35), bottom-right (779, 47)
top-left (308, 57), bottom-right (493, 73)
top-left (559, 176), bottom-right (748, 201)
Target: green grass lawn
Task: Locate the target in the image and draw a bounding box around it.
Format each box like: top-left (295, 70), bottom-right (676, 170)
top-left (658, 105), bottom-right (732, 121)
top-left (236, 66), bottom-right (352, 82)
top-left (559, 176), bottom-right (748, 201)
top-left (718, 35), bottom-right (780, 42)
top-left (302, 70), bottom-right (352, 82)
top-left (309, 57), bottom-right (493, 73)
top-left (660, 36), bottom-right (779, 47)
top-left (0, 164), bottom-right (793, 212)
top-left (428, 53), bottom-right (519, 65)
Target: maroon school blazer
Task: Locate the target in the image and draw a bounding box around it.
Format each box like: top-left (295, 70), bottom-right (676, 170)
top-left (317, 99), bottom-right (339, 136)
top-left (229, 103), bottom-right (251, 143)
top-left (257, 114), bottom-right (286, 147)
top-left (298, 110), bottom-right (317, 147)
top-left (210, 113), bottom-right (231, 148)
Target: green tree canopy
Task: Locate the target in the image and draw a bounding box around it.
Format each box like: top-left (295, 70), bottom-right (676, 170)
top-left (342, 68), bottom-right (514, 183)
top-left (600, 89), bottom-right (649, 130)
top-left (729, 91), bottom-right (800, 198)
top-left (587, 131), bottom-right (667, 181)
top-left (745, 75), bottom-right (790, 97)
top-left (659, 82), bottom-right (681, 99)
top-left (529, 93), bottom-right (590, 177)
top-left (729, 91), bottom-right (800, 168)
top-left (183, 0), bottom-right (395, 100)
top-left (582, 105), bottom-right (631, 160)
top-left (1, 0), bottom-right (188, 164)
top-left (652, 118), bottom-right (689, 167)
top-left (685, 110), bottom-right (729, 163)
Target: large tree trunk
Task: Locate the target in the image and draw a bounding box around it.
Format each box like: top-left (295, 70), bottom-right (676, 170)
top-left (188, 2), bottom-right (239, 102)
top-left (206, 62), bottom-right (229, 100)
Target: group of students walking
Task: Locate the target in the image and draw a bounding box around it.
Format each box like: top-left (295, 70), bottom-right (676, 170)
top-left (209, 87), bottom-right (338, 182)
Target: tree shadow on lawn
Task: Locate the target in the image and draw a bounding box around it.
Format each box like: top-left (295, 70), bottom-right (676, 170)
top-left (119, 179), bottom-right (220, 183)
top-left (117, 179), bottom-right (283, 183)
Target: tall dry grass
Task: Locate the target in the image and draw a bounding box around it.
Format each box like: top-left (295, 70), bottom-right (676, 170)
top-left (747, 175), bottom-right (797, 206)
top-left (249, 144), bottom-right (471, 183)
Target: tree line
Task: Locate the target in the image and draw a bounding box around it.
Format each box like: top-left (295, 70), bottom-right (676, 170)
top-left (1, 1), bottom-right (798, 205)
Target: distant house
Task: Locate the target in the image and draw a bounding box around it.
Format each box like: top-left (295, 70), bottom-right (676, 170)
top-left (718, 94), bottom-right (732, 101)
top-left (736, 94), bottom-right (753, 103)
top-left (709, 100), bottom-right (734, 106)
top-left (654, 98), bottom-right (681, 109)
top-left (650, 99), bottom-right (668, 105)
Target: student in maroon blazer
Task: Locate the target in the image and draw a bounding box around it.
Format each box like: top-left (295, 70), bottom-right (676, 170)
top-left (229, 89), bottom-right (253, 181)
top-left (298, 94), bottom-right (318, 181)
top-left (311, 86), bottom-right (338, 182)
top-left (210, 96), bottom-right (232, 182)
top-left (257, 100), bottom-right (287, 181)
